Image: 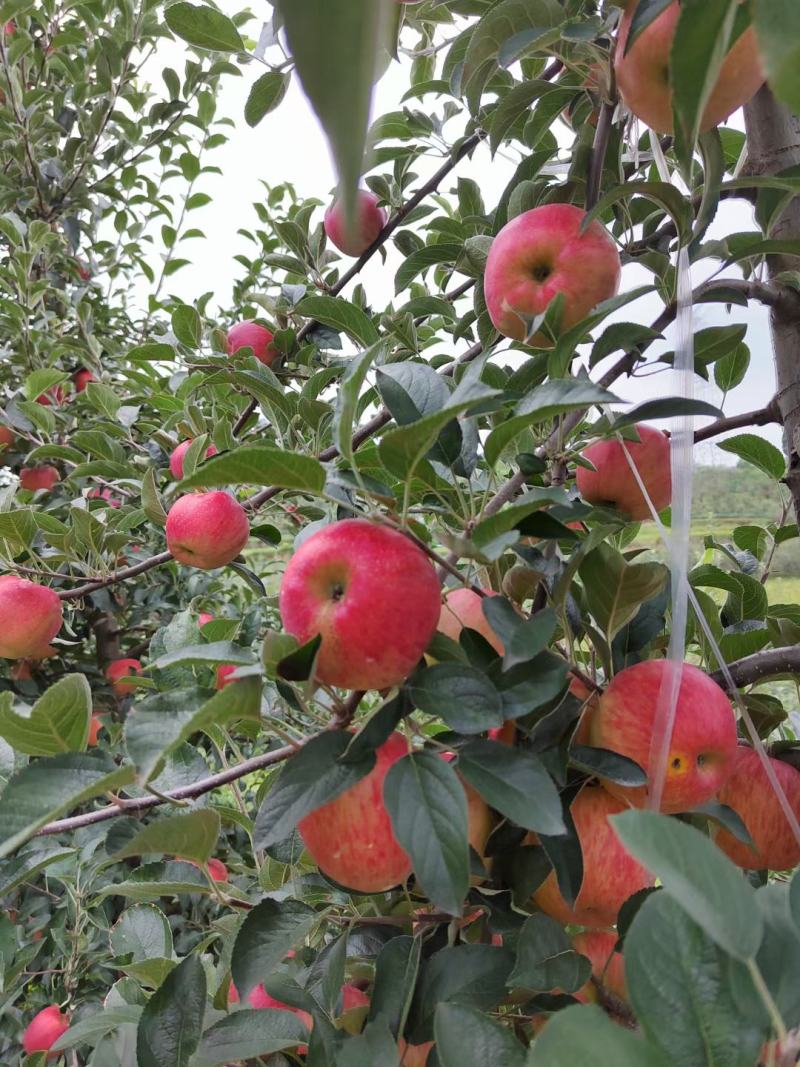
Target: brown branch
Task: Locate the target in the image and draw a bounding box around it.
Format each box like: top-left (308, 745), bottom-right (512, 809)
top-left (711, 646), bottom-right (800, 691)
top-left (696, 277), bottom-right (800, 321)
top-left (586, 99), bottom-right (615, 213)
top-left (693, 399), bottom-right (781, 443)
top-left (57, 551), bottom-right (173, 602)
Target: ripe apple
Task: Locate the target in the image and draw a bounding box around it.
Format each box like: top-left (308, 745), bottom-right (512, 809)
top-left (279, 519), bottom-right (441, 690)
top-left (398, 1039), bottom-right (434, 1066)
top-left (88, 486), bottom-right (120, 508)
top-left (215, 664), bottom-right (237, 690)
top-left (106, 658), bottom-right (143, 696)
top-left (20, 465), bottom-right (60, 492)
top-left (572, 930), bottom-right (626, 1003)
top-left (22, 1004), bottom-right (70, 1057)
top-left (0, 576), bottom-right (63, 659)
top-left (298, 731), bottom-right (413, 892)
top-left (87, 714), bottom-right (102, 746)
top-left (714, 746), bottom-right (800, 871)
top-left (207, 857), bottom-right (228, 882)
top-left (11, 659), bottom-right (33, 681)
top-left (166, 491), bottom-right (250, 570)
top-left (169, 438), bottom-right (219, 480)
top-left (488, 720), bottom-right (516, 745)
top-left (229, 981), bottom-right (312, 1050)
top-left (438, 587), bottom-right (503, 654)
top-left (532, 785), bottom-right (654, 928)
top-left (198, 613), bottom-right (214, 627)
top-left (483, 203), bottom-right (621, 346)
top-left (73, 368), bottom-right (95, 392)
top-left (227, 321), bottom-right (279, 366)
top-left (341, 984), bottom-right (370, 1012)
top-left (324, 189), bottom-right (387, 257)
top-left (615, 1), bottom-right (764, 134)
top-left (576, 423), bottom-right (671, 521)
top-left (0, 424), bottom-right (14, 454)
top-left (590, 659), bottom-right (737, 813)
top-left (36, 385), bottom-right (67, 406)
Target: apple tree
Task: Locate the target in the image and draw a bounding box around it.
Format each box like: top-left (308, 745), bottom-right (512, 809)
top-left (2, 0), bottom-right (800, 1064)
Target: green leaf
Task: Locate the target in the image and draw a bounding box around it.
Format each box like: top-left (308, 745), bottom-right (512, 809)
top-left (296, 295), bottom-right (380, 346)
top-left (409, 944), bottom-right (515, 1036)
top-left (95, 860), bottom-right (212, 902)
top-left (0, 674), bottom-right (91, 755)
top-left (714, 343), bottom-right (750, 393)
top-left (612, 810), bottom-right (763, 961)
top-left (610, 396), bottom-right (723, 432)
top-left (509, 913), bottom-right (591, 993)
top-left (110, 904), bottom-right (173, 962)
top-left (195, 1010), bottom-right (311, 1066)
top-left (485, 379), bottom-right (620, 469)
top-left (569, 745), bottom-right (647, 788)
top-left (125, 678), bottom-right (261, 783)
top-left (583, 181), bottom-right (694, 247)
top-left (171, 304), bottom-right (202, 348)
top-left (179, 445), bottom-right (326, 492)
top-left (528, 1004), bottom-right (666, 1066)
top-left (579, 544), bottom-right (669, 643)
top-left (245, 71), bottom-right (291, 128)
top-left (0, 845), bottom-right (75, 895)
top-left (136, 954), bottom-right (206, 1067)
top-left (384, 751), bottom-right (470, 916)
top-left (150, 640), bottom-right (253, 671)
top-left (231, 898), bottom-right (318, 1001)
top-left (333, 341), bottom-right (384, 462)
top-left (457, 740), bottom-right (564, 835)
top-left (435, 1003), bottom-right (527, 1067)
top-left (142, 466), bottom-right (168, 527)
top-left (394, 244), bottom-right (463, 294)
top-left (754, 0), bottom-right (800, 114)
top-left (626, 891), bottom-right (767, 1067)
top-left (112, 810), bottom-right (220, 865)
top-left (51, 1007), bottom-right (144, 1052)
top-left (717, 434), bottom-right (786, 481)
top-left (164, 2), bottom-right (244, 52)
top-left (406, 665), bottom-right (504, 734)
top-left (279, 0), bottom-right (390, 223)
top-left (253, 731), bottom-right (376, 850)
top-left (369, 935), bottom-right (421, 1033)
top-left (0, 753), bottom-right (135, 859)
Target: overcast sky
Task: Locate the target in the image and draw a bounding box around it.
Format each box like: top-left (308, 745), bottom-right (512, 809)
top-left (140, 16), bottom-right (783, 468)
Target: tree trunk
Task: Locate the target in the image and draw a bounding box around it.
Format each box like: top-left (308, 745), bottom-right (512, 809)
top-left (743, 86), bottom-right (800, 520)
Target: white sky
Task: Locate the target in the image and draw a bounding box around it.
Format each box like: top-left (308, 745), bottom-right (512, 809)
top-left (138, 16), bottom-right (783, 468)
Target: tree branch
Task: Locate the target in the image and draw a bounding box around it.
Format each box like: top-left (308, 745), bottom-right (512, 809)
top-left (711, 646), bottom-right (800, 691)
top-left (692, 399), bottom-right (782, 443)
top-left (586, 99), bottom-right (615, 213)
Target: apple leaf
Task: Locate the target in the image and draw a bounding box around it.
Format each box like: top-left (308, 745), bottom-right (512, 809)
top-left (569, 745), bottom-right (648, 788)
top-left (609, 396), bottom-right (723, 432)
top-left (435, 1003), bottom-right (528, 1067)
top-left (408, 944), bottom-right (515, 1037)
top-left (195, 1010), bottom-right (311, 1065)
top-left (384, 751), bottom-right (470, 916)
top-left (405, 664), bottom-right (504, 734)
top-left (136, 955), bottom-right (206, 1067)
top-left (253, 731), bottom-right (376, 850)
top-left (179, 446), bottom-right (326, 493)
top-left (111, 810), bottom-right (220, 865)
top-left (582, 181), bottom-right (693, 247)
top-left (579, 543), bottom-right (669, 643)
top-left (0, 674), bottom-right (91, 755)
top-left (164, 2), bottom-right (243, 52)
top-left (231, 899), bottom-right (318, 1002)
top-left (110, 904), bottom-right (173, 963)
top-left (528, 1004), bottom-right (667, 1065)
top-left (717, 433), bottom-right (786, 481)
top-left (612, 810), bottom-right (763, 961)
top-left (509, 913), bottom-right (591, 993)
top-left (52, 1008), bottom-right (144, 1053)
top-left (245, 71), bottom-right (291, 128)
top-left (95, 861), bottom-right (212, 902)
top-left (754, 0), bottom-right (800, 114)
top-left (626, 892), bottom-right (767, 1067)
top-left (333, 341), bottom-right (385, 463)
top-left (369, 935), bottom-right (421, 1034)
top-left (456, 740), bottom-right (565, 836)
top-left (296, 295), bottom-right (380, 347)
top-left (0, 845), bottom-right (75, 896)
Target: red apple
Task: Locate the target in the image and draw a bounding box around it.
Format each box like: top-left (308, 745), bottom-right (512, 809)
top-left (87, 714), bottom-right (102, 746)
top-left (0, 424), bottom-right (14, 454)
top-left (576, 423), bottom-right (671, 521)
top-left (532, 785), bottom-right (654, 928)
top-left (483, 203), bottom-right (620, 346)
top-left (438, 587), bottom-right (503, 654)
top-left (324, 189), bottom-right (387, 257)
top-left (714, 746), bottom-right (800, 871)
top-left (169, 438), bottom-right (219, 480)
top-left (0, 577), bottom-right (63, 659)
top-left (215, 664), bottom-right (237, 690)
top-left (341, 984), bottom-right (370, 1012)
top-left (590, 659), bottom-right (737, 813)
top-left (73, 368), bottom-right (95, 392)
top-left (227, 321), bottom-right (279, 366)
top-left (166, 491), bottom-right (250, 570)
top-left (229, 981), bottom-right (312, 1051)
top-left (488, 720), bottom-right (516, 745)
top-left (199, 613), bottom-right (214, 627)
top-left (572, 930), bottom-right (627, 1003)
top-left (279, 519), bottom-right (440, 690)
top-left (22, 1004), bottom-right (70, 1057)
top-left (88, 486), bottom-right (121, 508)
top-left (207, 857), bottom-right (229, 882)
top-left (11, 659), bottom-right (33, 681)
top-left (36, 385), bottom-right (67, 406)
top-left (615, 0), bottom-right (763, 134)
top-left (399, 1039), bottom-right (434, 1066)
top-left (106, 658), bottom-right (143, 696)
top-left (299, 731), bottom-right (413, 892)
top-left (20, 465), bottom-right (60, 492)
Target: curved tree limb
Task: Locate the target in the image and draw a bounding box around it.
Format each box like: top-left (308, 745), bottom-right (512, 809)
top-left (712, 646), bottom-right (800, 691)
top-left (693, 399), bottom-right (782, 443)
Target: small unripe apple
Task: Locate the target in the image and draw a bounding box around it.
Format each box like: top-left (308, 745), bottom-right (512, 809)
top-left (166, 491), bottom-right (250, 570)
top-left (576, 424), bottom-right (671, 521)
top-left (87, 713), bottom-right (102, 746)
top-left (215, 664), bottom-right (237, 690)
top-left (572, 930), bottom-right (626, 1003)
top-left (106, 657), bottom-right (143, 696)
top-left (169, 438), bottom-right (219, 480)
top-left (22, 1004), bottom-right (70, 1057)
top-left (20, 465), bottom-right (60, 492)
top-left (714, 746), bottom-right (800, 871)
top-left (532, 785), bottom-right (654, 928)
top-left (73, 368), bottom-right (95, 392)
top-left (227, 321), bottom-right (279, 366)
top-left (483, 203), bottom-right (621, 346)
top-left (438, 587), bottom-right (503, 654)
top-left (590, 659), bottom-right (737, 813)
top-left (299, 731), bottom-right (413, 892)
top-left (615, 1), bottom-right (763, 134)
top-left (324, 190), bottom-right (387, 257)
top-left (36, 385), bottom-right (67, 406)
top-left (279, 519), bottom-right (440, 690)
top-left (0, 576), bottom-right (63, 659)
